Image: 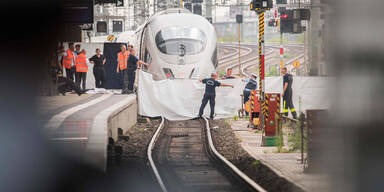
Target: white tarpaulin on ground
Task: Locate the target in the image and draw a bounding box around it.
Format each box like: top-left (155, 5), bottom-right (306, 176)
top-left (138, 70), bottom-right (330, 120)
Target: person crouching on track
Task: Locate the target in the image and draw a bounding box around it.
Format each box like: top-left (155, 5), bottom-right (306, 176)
top-left (242, 73), bottom-right (258, 116)
top-left (75, 49), bottom-right (89, 91)
top-left (55, 74), bottom-right (82, 96)
top-left (198, 73), bottom-right (234, 119)
top-left (126, 49), bottom-right (149, 94)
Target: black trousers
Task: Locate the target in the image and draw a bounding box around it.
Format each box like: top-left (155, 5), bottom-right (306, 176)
top-left (93, 66), bottom-right (106, 88)
top-left (65, 67), bottom-right (75, 82)
top-left (198, 94), bottom-right (216, 118)
top-left (243, 90), bottom-right (251, 104)
top-left (75, 72), bottom-right (87, 90)
top-left (121, 69), bottom-right (129, 92)
top-left (127, 68), bottom-right (136, 91)
top-left (283, 90), bottom-right (297, 118)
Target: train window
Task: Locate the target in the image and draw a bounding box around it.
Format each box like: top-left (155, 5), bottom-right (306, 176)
top-left (155, 27), bottom-right (207, 57)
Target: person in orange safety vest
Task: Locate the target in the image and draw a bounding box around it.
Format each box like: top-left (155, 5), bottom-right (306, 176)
top-left (75, 49), bottom-right (89, 91)
top-left (62, 42), bottom-right (76, 82)
top-left (116, 44), bottom-right (130, 94)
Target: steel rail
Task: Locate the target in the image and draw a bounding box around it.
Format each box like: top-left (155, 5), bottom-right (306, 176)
top-left (202, 117), bottom-right (267, 192)
top-left (147, 117), bottom-right (168, 192)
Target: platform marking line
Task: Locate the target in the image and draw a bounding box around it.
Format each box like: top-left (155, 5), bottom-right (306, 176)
top-left (44, 94), bottom-right (112, 132)
top-left (51, 137), bottom-right (88, 141)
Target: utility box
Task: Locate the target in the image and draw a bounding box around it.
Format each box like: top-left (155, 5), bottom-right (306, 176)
top-left (264, 93), bottom-right (281, 136)
top-left (263, 93), bottom-right (281, 146)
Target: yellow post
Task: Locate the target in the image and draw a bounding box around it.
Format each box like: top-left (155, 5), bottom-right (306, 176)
top-left (180, 0), bottom-right (183, 8)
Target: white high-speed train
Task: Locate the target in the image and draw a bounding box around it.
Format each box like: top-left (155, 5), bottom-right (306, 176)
top-left (134, 8), bottom-right (218, 80)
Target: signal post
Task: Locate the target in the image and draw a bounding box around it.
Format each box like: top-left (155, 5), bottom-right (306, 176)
top-left (250, 0), bottom-right (272, 135)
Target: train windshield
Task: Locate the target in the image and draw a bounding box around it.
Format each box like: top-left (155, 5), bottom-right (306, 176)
top-left (155, 27), bottom-right (207, 56)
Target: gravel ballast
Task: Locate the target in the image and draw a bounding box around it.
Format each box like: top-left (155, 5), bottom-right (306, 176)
top-left (209, 119), bottom-right (304, 192)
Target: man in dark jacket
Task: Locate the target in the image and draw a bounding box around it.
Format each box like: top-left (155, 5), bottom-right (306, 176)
top-left (282, 67), bottom-right (297, 119)
top-left (125, 49), bottom-right (149, 94)
top-left (89, 48), bottom-right (106, 88)
top-left (198, 73), bottom-right (234, 119)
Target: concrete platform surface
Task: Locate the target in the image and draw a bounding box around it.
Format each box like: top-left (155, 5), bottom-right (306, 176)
top-left (230, 119), bottom-right (331, 192)
top-left (39, 92), bottom-right (137, 171)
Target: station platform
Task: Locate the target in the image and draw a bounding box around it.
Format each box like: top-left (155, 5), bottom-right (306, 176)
top-left (230, 119), bottom-right (331, 192)
top-left (38, 91), bottom-right (137, 171)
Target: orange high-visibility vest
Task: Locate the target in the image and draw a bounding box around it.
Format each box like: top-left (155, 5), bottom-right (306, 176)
top-left (118, 51), bottom-right (129, 70)
top-left (63, 49), bottom-right (74, 69)
top-left (75, 53), bottom-right (88, 72)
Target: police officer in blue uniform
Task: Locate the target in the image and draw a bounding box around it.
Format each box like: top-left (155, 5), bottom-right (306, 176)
top-left (242, 73), bottom-right (258, 116)
top-left (198, 73), bottom-right (234, 119)
top-left (243, 73), bottom-right (258, 104)
top-left (282, 67), bottom-right (297, 119)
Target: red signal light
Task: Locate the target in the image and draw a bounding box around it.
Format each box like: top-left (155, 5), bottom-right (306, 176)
top-left (281, 14), bottom-right (288, 18)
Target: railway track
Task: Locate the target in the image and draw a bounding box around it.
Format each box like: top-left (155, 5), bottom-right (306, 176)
top-left (148, 117), bottom-right (266, 192)
top-left (217, 44), bottom-right (253, 67)
top-left (218, 43), bottom-right (277, 75)
top-left (218, 43), bottom-right (305, 77)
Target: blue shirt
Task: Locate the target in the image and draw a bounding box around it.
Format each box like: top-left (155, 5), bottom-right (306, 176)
top-left (283, 74), bottom-right (293, 93)
top-left (202, 78), bottom-right (221, 95)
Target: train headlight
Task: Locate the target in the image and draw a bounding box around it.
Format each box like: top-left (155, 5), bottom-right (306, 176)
top-left (163, 68), bottom-right (175, 79)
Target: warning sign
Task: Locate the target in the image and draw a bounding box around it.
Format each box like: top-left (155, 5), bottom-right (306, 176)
top-left (293, 60), bottom-right (301, 68)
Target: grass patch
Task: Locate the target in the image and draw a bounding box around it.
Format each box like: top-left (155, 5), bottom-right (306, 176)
top-left (217, 35), bottom-right (237, 43)
top-left (266, 66), bottom-right (279, 77)
top-left (266, 36), bottom-right (290, 44)
top-left (218, 70), bottom-right (226, 78)
top-left (283, 52), bottom-right (292, 59)
top-left (296, 33), bottom-right (305, 44)
top-left (287, 121), bottom-right (307, 152)
top-left (223, 118), bottom-right (231, 125)
top-left (273, 148), bottom-right (291, 153)
top-left (251, 160), bottom-right (260, 166)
